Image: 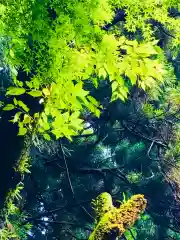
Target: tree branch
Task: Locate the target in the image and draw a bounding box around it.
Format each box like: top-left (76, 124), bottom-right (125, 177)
top-left (102, 9), bottom-right (126, 30)
top-left (35, 219), bottom-right (92, 232)
top-left (147, 140), bottom-right (155, 160)
top-left (123, 122), bottom-right (167, 147)
top-left (60, 140), bottom-right (75, 198)
top-left (24, 199), bottom-right (92, 223)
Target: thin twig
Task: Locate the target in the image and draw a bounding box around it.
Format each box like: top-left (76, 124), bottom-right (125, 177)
top-left (80, 205), bottom-right (94, 220)
top-left (123, 122), bottom-right (167, 147)
top-left (60, 140), bottom-right (75, 198)
top-left (147, 140), bottom-right (155, 160)
top-left (25, 200), bottom-right (92, 223)
top-left (159, 25), bottom-right (176, 38)
top-left (35, 219), bottom-right (92, 232)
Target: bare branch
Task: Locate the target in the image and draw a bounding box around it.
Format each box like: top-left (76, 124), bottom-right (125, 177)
top-left (147, 141), bottom-right (155, 160)
top-left (60, 140), bottom-right (75, 198)
top-left (25, 200), bottom-right (92, 223)
top-left (35, 219), bottom-right (92, 232)
top-left (123, 122), bottom-right (167, 147)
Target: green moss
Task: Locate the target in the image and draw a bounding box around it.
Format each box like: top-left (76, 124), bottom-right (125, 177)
top-left (89, 193), bottom-right (147, 240)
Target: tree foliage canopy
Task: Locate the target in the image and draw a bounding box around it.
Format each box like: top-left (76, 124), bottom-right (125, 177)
top-left (0, 0), bottom-right (179, 239)
top-left (0, 0), bottom-right (179, 140)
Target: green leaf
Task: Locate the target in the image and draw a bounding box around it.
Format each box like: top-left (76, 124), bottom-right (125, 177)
top-left (11, 112), bottom-right (22, 123)
top-left (125, 70), bottom-right (137, 85)
top-left (123, 192), bottom-right (127, 203)
top-left (3, 104), bottom-right (15, 111)
top-left (82, 128), bottom-right (94, 135)
top-left (51, 129), bottom-right (63, 139)
top-left (13, 98), bottom-right (18, 105)
top-left (9, 49), bottom-right (15, 58)
top-left (141, 214), bottom-right (150, 221)
top-left (43, 133), bottom-right (51, 141)
top-left (42, 88), bottom-right (50, 96)
top-left (95, 108), bottom-right (101, 118)
top-left (43, 122), bottom-right (50, 130)
top-left (38, 127), bottom-right (45, 133)
top-left (34, 112), bottom-right (40, 119)
top-left (136, 43), bottom-right (158, 56)
top-left (25, 81), bottom-right (33, 89)
top-left (87, 96), bottom-right (99, 107)
top-left (6, 87), bottom-right (26, 96)
top-left (71, 111), bottom-right (81, 120)
top-left (32, 77), bottom-right (40, 89)
top-left (111, 92), bottom-right (119, 102)
top-left (124, 229), bottom-right (137, 240)
top-left (15, 80), bottom-right (23, 87)
top-left (98, 68), bottom-right (107, 79)
top-left (18, 126), bottom-right (27, 136)
top-left (70, 118), bottom-right (83, 129)
top-left (27, 90), bottom-right (42, 97)
top-left (92, 77), bottom-right (98, 88)
top-left (18, 101), bottom-right (30, 112)
top-left (112, 81), bottom-right (118, 92)
top-left (23, 114), bottom-right (31, 124)
top-left (74, 83), bottom-right (89, 98)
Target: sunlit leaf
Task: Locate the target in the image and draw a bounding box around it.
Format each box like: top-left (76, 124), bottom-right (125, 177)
top-left (9, 49), bottom-right (15, 58)
top-left (87, 96), bottom-right (99, 107)
top-left (18, 126), bottom-right (27, 136)
top-left (43, 133), bottom-right (51, 141)
top-left (11, 112), bottom-right (22, 123)
top-left (74, 82), bottom-right (89, 98)
top-left (98, 68), bottom-right (107, 79)
top-left (42, 88), bottom-right (50, 96)
top-left (18, 100), bottom-right (29, 112)
top-left (27, 90), bottom-right (42, 97)
top-left (95, 108), bottom-right (101, 118)
top-left (23, 114), bottom-right (31, 124)
top-left (13, 98), bottom-right (18, 105)
top-left (112, 81), bottom-right (118, 92)
top-left (15, 80), bottom-right (23, 87)
top-left (82, 128), bottom-right (94, 135)
top-left (6, 87), bottom-right (26, 96)
top-left (34, 112), bottom-right (40, 119)
top-left (43, 122), bottom-right (50, 130)
top-left (126, 70), bottom-right (137, 85)
top-left (25, 81), bottom-right (33, 89)
top-left (3, 104), bottom-right (15, 111)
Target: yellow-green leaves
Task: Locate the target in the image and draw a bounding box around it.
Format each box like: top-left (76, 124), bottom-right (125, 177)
top-left (92, 0), bottom-right (114, 25)
top-left (17, 121), bottom-right (28, 136)
top-left (10, 112), bottom-right (22, 123)
top-left (23, 114), bottom-right (31, 124)
top-left (0, 0), bottom-right (173, 141)
top-left (18, 101), bottom-right (29, 112)
top-left (43, 133), bottom-right (51, 141)
top-left (42, 88), bottom-right (50, 96)
top-left (27, 90), bottom-right (42, 97)
top-left (2, 35), bottom-right (167, 140)
top-left (111, 81), bottom-right (129, 102)
top-left (98, 68), bottom-right (107, 79)
top-left (116, 0), bottom-right (180, 49)
top-left (18, 125), bottom-right (27, 136)
top-left (50, 111), bottom-right (83, 141)
top-left (74, 82), bottom-right (89, 99)
top-left (125, 70), bottom-right (137, 85)
top-left (3, 104), bottom-right (15, 111)
top-left (109, 39), bottom-right (165, 101)
top-left (6, 87), bottom-right (25, 96)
